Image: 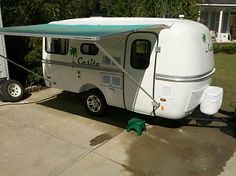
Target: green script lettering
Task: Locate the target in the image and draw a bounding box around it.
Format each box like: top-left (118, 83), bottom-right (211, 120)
top-left (77, 57), bottom-right (100, 67)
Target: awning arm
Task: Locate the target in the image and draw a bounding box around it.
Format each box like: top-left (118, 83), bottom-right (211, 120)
top-left (95, 41), bottom-right (160, 108)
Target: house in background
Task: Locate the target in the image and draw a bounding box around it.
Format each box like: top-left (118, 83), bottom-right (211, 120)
top-left (198, 0), bottom-right (236, 42)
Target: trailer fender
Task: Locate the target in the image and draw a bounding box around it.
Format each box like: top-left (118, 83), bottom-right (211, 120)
top-left (79, 84), bottom-right (97, 93)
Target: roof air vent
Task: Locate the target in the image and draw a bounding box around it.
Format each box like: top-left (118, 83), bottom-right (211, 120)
top-left (178, 14), bottom-right (185, 19)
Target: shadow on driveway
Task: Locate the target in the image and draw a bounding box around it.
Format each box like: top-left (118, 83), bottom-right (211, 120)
top-left (38, 91), bottom-right (236, 138)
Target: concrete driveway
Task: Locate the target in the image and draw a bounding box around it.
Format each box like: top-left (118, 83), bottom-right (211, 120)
top-left (0, 88), bottom-right (235, 176)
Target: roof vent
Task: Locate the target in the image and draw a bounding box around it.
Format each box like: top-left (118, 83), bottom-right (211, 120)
top-left (178, 14), bottom-right (185, 19)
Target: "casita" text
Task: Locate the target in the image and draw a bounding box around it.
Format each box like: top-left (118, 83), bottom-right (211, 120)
top-left (77, 57), bottom-right (100, 67)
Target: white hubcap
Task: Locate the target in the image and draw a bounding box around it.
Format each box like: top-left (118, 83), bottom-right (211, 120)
top-left (87, 95), bottom-right (101, 112)
top-left (7, 83), bottom-right (22, 97)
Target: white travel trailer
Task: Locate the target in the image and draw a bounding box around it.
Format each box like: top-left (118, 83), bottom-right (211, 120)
top-left (0, 17), bottom-right (223, 119)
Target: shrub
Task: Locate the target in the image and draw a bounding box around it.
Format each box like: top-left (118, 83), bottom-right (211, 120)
top-left (24, 38), bottom-right (45, 86)
top-left (213, 43), bottom-right (236, 54)
top-left (213, 44), bottom-right (222, 54)
top-left (222, 44), bottom-right (236, 54)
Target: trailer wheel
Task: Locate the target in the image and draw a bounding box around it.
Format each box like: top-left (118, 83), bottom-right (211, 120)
top-left (1, 80), bottom-right (24, 102)
top-left (83, 89), bottom-right (107, 116)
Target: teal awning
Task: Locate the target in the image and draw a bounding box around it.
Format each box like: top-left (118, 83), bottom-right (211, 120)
top-left (0, 23), bottom-right (167, 40)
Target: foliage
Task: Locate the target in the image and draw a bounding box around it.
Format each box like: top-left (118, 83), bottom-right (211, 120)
top-left (24, 38), bottom-right (44, 86)
top-left (213, 43), bottom-right (236, 54)
top-left (1, 0), bottom-right (69, 26)
top-left (100, 0), bottom-right (134, 17)
top-left (132, 0), bottom-right (199, 20)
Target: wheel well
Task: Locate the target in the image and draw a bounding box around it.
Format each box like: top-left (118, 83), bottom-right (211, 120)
top-left (79, 84), bottom-right (107, 104)
top-left (0, 78), bottom-right (7, 85)
top-left (79, 84), bottom-right (98, 93)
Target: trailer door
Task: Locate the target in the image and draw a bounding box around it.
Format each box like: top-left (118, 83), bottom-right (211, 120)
top-left (124, 32), bottom-right (158, 115)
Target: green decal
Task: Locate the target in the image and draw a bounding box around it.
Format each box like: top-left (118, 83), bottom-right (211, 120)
top-left (70, 47), bottom-right (78, 63)
top-left (78, 57), bottom-right (100, 67)
top-left (206, 43), bottom-right (213, 53)
top-left (202, 33), bottom-right (213, 53)
top-left (202, 33), bottom-right (207, 43)
top-left (69, 46), bottom-right (100, 67)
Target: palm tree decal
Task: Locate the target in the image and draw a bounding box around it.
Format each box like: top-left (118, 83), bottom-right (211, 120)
top-left (70, 47), bottom-right (78, 63)
top-left (202, 33), bottom-right (207, 43)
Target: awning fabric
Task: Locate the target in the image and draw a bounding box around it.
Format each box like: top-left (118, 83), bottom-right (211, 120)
top-left (0, 23), bottom-right (167, 40)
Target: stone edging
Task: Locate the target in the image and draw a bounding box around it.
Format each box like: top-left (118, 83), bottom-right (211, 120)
top-left (25, 85), bottom-right (49, 93)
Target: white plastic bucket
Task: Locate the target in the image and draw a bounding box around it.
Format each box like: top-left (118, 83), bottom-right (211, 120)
top-left (200, 86), bottom-right (223, 115)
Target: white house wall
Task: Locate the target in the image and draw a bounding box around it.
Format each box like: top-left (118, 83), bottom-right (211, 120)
top-left (199, 5), bottom-right (236, 42)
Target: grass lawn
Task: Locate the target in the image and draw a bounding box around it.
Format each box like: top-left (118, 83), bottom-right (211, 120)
top-left (212, 53), bottom-right (236, 112)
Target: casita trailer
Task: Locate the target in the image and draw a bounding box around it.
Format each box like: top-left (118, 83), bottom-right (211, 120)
top-left (0, 17), bottom-right (223, 119)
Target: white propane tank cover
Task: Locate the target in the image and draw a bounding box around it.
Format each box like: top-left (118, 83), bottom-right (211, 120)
top-left (200, 86), bottom-right (223, 115)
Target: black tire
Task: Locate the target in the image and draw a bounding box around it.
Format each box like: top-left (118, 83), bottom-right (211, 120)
top-left (0, 80), bottom-right (8, 102)
top-left (1, 80), bottom-right (24, 102)
top-left (83, 89), bottom-right (107, 116)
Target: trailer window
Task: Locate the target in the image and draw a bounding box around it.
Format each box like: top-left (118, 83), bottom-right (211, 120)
top-left (81, 44), bottom-right (99, 55)
top-left (45, 38), bottom-right (68, 55)
top-left (131, 40), bottom-right (151, 69)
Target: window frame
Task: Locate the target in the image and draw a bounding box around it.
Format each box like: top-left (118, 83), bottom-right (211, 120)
top-left (80, 43), bottom-right (99, 56)
top-left (45, 38), bottom-right (69, 55)
top-left (130, 39), bottom-right (152, 70)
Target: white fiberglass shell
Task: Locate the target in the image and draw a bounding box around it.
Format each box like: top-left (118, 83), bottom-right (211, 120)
top-left (42, 17), bottom-right (217, 119)
top-left (156, 21), bottom-right (214, 77)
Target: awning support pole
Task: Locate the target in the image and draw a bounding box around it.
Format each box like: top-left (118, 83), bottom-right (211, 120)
top-left (0, 54), bottom-right (56, 85)
top-left (95, 42), bottom-right (160, 108)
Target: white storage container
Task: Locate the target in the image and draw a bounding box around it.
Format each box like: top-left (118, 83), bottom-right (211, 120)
top-left (200, 86), bottom-right (223, 115)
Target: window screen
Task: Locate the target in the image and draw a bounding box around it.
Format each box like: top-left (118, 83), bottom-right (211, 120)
top-left (81, 44), bottom-right (99, 55)
top-left (131, 40), bottom-right (151, 69)
top-left (45, 38), bottom-right (68, 55)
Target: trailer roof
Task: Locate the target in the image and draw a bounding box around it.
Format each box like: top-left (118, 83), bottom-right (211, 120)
top-left (0, 23), bottom-right (167, 40)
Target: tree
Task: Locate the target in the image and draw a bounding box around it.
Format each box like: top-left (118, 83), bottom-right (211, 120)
top-left (132, 0), bottom-right (199, 20)
top-left (99, 0), bottom-right (115, 16)
top-left (110, 0), bottom-right (134, 17)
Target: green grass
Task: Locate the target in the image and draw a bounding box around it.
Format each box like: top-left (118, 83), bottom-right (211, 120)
top-left (212, 53), bottom-right (236, 112)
